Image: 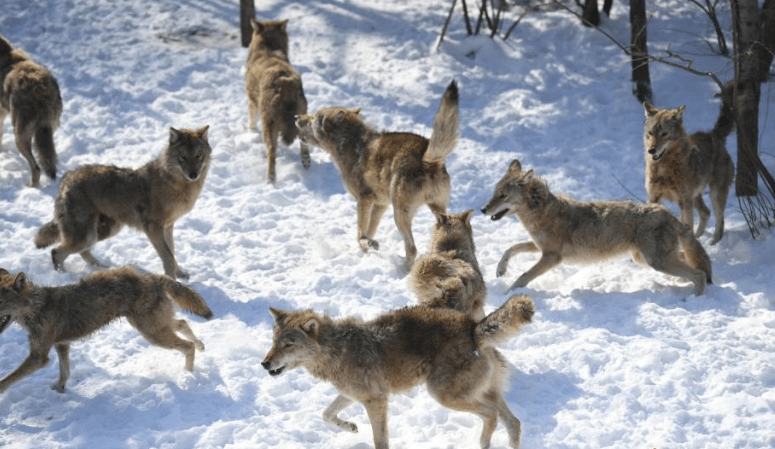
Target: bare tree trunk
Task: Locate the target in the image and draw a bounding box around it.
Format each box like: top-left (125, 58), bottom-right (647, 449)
top-left (582, 0), bottom-right (600, 26)
top-left (602, 0), bottom-right (613, 16)
top-left (757, 0), bottom-right (775, 81)
top-left (730, 0), bottom-right (761, 196)
top-left (630, 0), bottom-right (652, 103)
top-left (240, 0), bottom-right (255, 48)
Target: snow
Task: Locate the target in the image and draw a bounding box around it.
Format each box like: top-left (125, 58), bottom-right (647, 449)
top-left (1, 0), bottom-right (775, 448)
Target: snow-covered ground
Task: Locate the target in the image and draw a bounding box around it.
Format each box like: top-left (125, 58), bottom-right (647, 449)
top-left (1, 0), bottom-right (774, 447)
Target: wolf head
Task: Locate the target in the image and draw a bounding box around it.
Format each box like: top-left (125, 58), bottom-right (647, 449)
top-left (248, 18), bottom-right (289, 60)
top-left (643, 103), bottom-right (687, 161)
top-left (295, 107), bottom-right (366, 150)
top-left (481, 159), bottom-right (545, 220)
top-left (166, 126), bottom-right (211, 182)
top-left (429, 210), bottom-right (476, 254)
top-left (261, 308), bottom-right (323, 377)
top-left (0, 269), bottom-right (34, 334)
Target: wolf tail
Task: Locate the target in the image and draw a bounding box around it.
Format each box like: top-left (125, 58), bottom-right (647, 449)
top-left (712, 81), bottom-right (736, 140)
top-left (34, 125), bottom-right (57, 179)
top-left (277, 76), bottom-right (304, 146)
top-left (162, 278), bottom-right (214, 319)
top-left (424, 80), bottom-right (459, 164)
top-left (676, 221), bottom-right (713, 284)
top-left (474, 294), bottom-right (534, 348)
top-left (34, 221), bottom-right (60, 248)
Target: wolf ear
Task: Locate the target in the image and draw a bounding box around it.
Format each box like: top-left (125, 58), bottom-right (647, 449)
top-left (250, 18), bottom-right (262, 33)
top-left (674, 105), bottom-right (686, 121)
top-left (523, 169), bottom-right (536, 181)
top-left (334, 111), bottom-right (346, 123)
top-left (508, 159), bottom-right (522, 174)
top-left (280, 19), bottom-right (289, 31)
top-left (461, 209), bottom-right (474, 225)
top-left (12, 273), bottom-right (27, 292)
top-left (301, 318), bottom-right (319, 336)
top-left (269, 307), bottom-right (286, 323)
top-left (196, 125), bottom-right (210, 143)
top-left (351, 108), bottom-right (361, 116)
top-left (643, 102), bottom-right (658, 118)
top-left (0, 268), bottom-right (8, 277)
top-left (169, 127), bottom-right (182, 144)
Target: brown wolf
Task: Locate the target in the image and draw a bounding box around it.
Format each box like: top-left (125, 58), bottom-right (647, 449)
top-left (0, 266), bottom-right (212, 395)
top-left (481, 160), bottom-right (713, 296)
top-left (262, 294), bottom-right (534, 449)
top-left (245, 18), bottom-right (309, 184)
top-left (33, 126), bottom-right (211, 279)
top-left (410, 209), bottom-right (486, 320)
top-left (642, 83), bottom-right (735, 245)
top-left (0, 33), bottom-right (62, 188)
top-left (295, 80), bottom-right (459, 269)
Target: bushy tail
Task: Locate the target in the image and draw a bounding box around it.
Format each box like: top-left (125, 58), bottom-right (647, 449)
top-left (34, 125), bottom-right (57, 179)
top-left (162, 278), bottom-right (214, 319)
top-left (676, 222), bottom-right (713, 284)
top-left (424, 80), bottom-right (459, 164)
top-left (474, 295), bottom-right (534, 348)
top-left (712, 81), bottom-right (736, 140)
top-left (34, 221), bottom-right (60, 248)
top-left (277, 76), bottom-right (304, 146)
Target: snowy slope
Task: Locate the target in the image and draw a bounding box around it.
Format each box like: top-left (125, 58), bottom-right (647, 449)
top-left (1, 0), bottom-right (774, 448)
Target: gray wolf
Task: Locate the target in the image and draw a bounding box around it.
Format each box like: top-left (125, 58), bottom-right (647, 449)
top-left (295, 80), bottom-right (459, 269)
top-left (34, 126), bottom-right (211, 279)
top-left (481, 160), bottom-right (713, 296)
top-left (0, 266), bottom-right (212, 395)
top-left (410, 209), bottom-right (486, 320)
top-left (245, 18), bottom-right (309, 184)
top-left (642, 83), bottom-right (735, 245)
top-left (262, 294), bottom-right (534, 449)
top-left (0, 32), bottom-right (62, 187)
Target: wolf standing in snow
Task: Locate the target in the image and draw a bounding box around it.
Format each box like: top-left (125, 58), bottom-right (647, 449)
top-left (34, 126), bottom-right (211, 279)
top-left (642, 83), bottom-right (735, 244)
top-left (245, 18), bottom-right (309, 184)
top-left (0, 33), bottom-right (62, 188)
top-left (262, 294), bottom-right (534, 449)
top-left (481, 160), bottom-right (713, 296)
top-left (295, 80), bottom-right (460, 269)
top-left (410, 209), bottom-right (487, 320)
top-left (0, 266), bottom-right (212, 396)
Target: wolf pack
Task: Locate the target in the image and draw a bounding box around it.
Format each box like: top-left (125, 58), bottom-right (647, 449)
top-left (0, 16), bottom-right (738, 449)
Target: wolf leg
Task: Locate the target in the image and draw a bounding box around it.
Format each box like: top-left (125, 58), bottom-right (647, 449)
top-left (300, 141), bottom-right (311, 169)
top-left (493, 391), bottom-right (521, 448)
top-left (0, 347), bottom-right (51, 394)
top-left (496, 242), bottom-right (539, 277)
top-left (79, 250), bottom-right (104, 267)
top-left (52, 219), bottom-right (99, 271)
top-left (693, 196), bottom-right (710, 238)
top-left (52, 343), bottom-right (71, 393)
top-left (14, 129), bottom-right (41, 188)
top-left (131, 316), bottom-right (198, 372)
top-left (644, 250), bottom-right (707, 296)
top-left (709, 169), bottom-right (731, 245)
top-left (322, 394), bottom-right (358, 433)
top-left (356, 199), bottom-right (379, 252)
top-left (0, 108), bottom-right (6, 143)
top-left (511, 252), bottom-right (561, 290)
top-left (365, 204), bottom-right (389, 240)
top-left (163, 225), bottom-right (189, 279)
top-left (175, 319), bottom-right (205, 351)
top-left (362, 398), bottom-right (389, 449)
top-left (262, 120), bottom-right (278, 184)
top-left (145, 223), bottom-right (184, 279)
top-left (678, 199), bottom-right (695, 237)
top-left (393, 202), bottom-right (420, 266)
top-left (432, 393), bottom-right (500, 449)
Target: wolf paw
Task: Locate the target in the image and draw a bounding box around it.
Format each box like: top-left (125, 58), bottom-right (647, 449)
top-left (51, 383), bottom-right (66, 393)
top-left (175, 268), bottom-right (191, 280)
top-left (359, 237), bottom-right (379, 252)
top-left (339, 421), bottom-right (358, 433)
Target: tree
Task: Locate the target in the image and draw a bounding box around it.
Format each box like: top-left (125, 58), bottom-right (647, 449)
top-left (240, 0), bottom-right (255, 48)
top-left (630, 0), bottom-right (652, 104)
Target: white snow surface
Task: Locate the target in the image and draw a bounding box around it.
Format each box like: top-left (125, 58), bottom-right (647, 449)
top-left (1, 0), bottom-right (775, 448)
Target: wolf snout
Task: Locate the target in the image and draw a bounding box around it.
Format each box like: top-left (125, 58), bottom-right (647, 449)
top-left (261, 360), bottom-right (270, 370)
top-left (648, 148), bottom-right (656, 155)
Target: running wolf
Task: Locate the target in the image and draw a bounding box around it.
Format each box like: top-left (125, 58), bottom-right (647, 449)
top-left (262, 294), bottom-right (534, 449)
top-left (34, 126), bottom-right (211, 279)
top-left (295, 80), bottom-right (459, 269)
top-left (481, 160), bottom-right (713, 296)
top-left (0, 266), bottom-right (212, 395)
top-left (0, 32), bottom-right (62, 187)
top-left (245, 18), bottom-right (309, 184)
top-left (410, 209), bottom-right (486, 320)
top-left (642, 83), bottom-right (735, 245)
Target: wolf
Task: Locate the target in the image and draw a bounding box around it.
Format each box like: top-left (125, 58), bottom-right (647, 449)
top-left (0, 32), bottom-right (63, 188)
top-left (481, 160), bottom-right (713, 296)
top-left (295, 80), bottom-right (459, 269)
top-left (0, 266), bottom-right (212, 395)
top-left (34, 126), bottom-right (211, 279)
top-left (642, 82), bottom-right (735, 245)
top-left (262, 294), bottom-right (534, 449)
top-left (410, 209), bottom-right (486, 320)
top-left (245, 18), bottom-right (309, 184)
